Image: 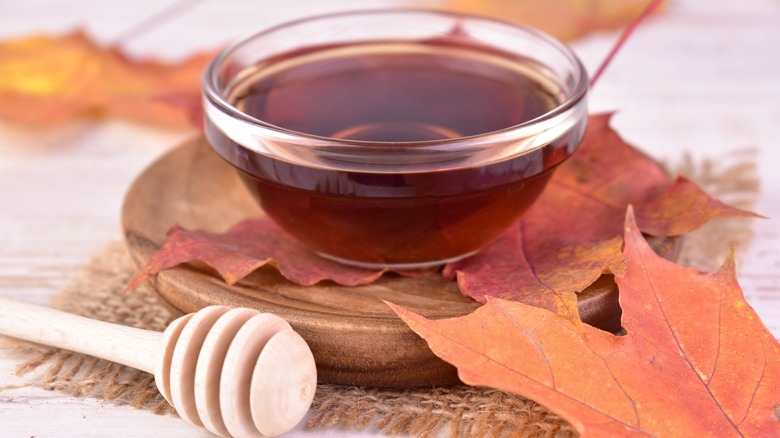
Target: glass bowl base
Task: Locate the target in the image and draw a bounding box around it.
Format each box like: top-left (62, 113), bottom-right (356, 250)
top-left (316, 251), bottom-right (479, 271)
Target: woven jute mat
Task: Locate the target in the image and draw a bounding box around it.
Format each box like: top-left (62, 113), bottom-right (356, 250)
top-left (0, 150), bottom-right (760, 437)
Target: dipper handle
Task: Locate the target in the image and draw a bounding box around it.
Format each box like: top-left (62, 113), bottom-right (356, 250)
top-left (0, 295), bottom-right (160, 373)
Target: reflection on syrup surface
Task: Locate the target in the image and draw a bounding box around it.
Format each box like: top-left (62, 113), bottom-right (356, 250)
top-left (208, 40), bottom-right (580, 267)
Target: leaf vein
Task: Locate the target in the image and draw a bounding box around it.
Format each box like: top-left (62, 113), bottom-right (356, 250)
top-left (634, 239), bottom-right (743, 436)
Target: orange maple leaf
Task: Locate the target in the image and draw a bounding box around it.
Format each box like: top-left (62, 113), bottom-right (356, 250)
top-left (0, 30), bottom-right (212, 127)
top-left (389, 208), bottom-right (780, 437)
top-left (437, 0), bottom-right (669, 42)
top-left (443, 114), bottom-right (760, 322)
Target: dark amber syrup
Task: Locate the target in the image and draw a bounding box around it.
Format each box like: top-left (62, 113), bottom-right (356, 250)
top-left (207, 40), bottom-right (578, 267)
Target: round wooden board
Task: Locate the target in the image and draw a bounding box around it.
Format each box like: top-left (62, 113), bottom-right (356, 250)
top-left (122, 138), bottom-right (679, 387)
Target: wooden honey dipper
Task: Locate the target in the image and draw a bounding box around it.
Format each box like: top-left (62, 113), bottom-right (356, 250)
top-left (0, 297), bottom-right (317, 437)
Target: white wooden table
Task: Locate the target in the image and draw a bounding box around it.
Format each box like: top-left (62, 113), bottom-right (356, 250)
top-left (1, 0), bottom-right (779, 436)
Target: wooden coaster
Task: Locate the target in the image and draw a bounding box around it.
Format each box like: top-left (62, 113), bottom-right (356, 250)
top-left (122, 138), bottom-right (679, 387)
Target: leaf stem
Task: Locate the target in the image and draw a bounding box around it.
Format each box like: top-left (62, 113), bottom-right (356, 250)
top-left (589, 0), bottom-right (666, 88)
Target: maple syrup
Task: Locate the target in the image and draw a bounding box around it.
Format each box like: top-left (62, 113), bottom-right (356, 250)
top-left (204, 13), bottom-right (588, 268)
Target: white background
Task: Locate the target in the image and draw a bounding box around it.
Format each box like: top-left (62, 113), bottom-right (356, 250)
top-left (1, 0), bottom-right (779, 436)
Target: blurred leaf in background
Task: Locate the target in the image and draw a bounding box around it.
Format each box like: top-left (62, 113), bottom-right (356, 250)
top-left (0, 31), bottom-right (212, 128)
top-left (438, 0), bottom-right (667, 41)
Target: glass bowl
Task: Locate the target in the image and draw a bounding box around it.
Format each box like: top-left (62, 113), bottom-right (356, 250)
top-left (203, 10), bottom-right (588, 269)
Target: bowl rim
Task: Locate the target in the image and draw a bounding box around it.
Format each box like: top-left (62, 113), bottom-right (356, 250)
top-left (202, 8), bottom-right (589, 149)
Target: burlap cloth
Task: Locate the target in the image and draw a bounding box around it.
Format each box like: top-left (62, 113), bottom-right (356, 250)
top-left (0, 150), bottom-right (760, 437)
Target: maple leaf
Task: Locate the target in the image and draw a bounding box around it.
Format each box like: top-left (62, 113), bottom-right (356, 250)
top-left (389, 208), bottom-right (780, 437)
top-left (438, 0), bottom-right (669, 42)
top-left (444, 114), bottom-right (760, 319)
top-left (443, 231), bottom-right (625, 324)
top-left (126, 217), bottom-right (390, 290)
top-left (0, 30), bottom-right (211, 127)
top-left (129, 115), bottom-right (757, 306)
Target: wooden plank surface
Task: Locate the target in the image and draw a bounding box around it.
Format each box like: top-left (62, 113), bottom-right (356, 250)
top-left (2, 0), bottom-right (780, 436)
